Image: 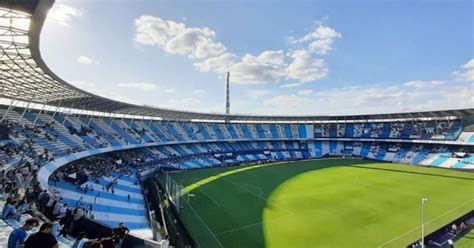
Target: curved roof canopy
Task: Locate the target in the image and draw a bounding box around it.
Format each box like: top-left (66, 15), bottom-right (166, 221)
top-left (1, 0), bottom-right (473, 122)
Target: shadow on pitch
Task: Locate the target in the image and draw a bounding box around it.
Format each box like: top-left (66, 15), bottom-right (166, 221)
top-left (174, 158), bottom-right (365, 248)
top-left (169, 159), bottom-right (474, 248)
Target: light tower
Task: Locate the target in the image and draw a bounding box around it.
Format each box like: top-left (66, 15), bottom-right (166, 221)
top-left (421, 197), bottom-right (428, 248)
top-left (225, 71), bottom-right (230, 115)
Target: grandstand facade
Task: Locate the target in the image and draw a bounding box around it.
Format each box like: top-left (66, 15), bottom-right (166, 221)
top-left (0, 0), bottom-right (473, 247)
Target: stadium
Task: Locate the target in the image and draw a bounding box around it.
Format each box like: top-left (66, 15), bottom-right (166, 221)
top-left (0, 0), bottom-right (473, 248)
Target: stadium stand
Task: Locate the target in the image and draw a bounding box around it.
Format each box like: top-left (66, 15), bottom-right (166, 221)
top-left (0, 0), bottom-right (473, 247)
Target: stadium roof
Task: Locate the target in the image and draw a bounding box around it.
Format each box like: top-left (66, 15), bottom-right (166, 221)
top-left (1, 0), bottom-right (473, 122)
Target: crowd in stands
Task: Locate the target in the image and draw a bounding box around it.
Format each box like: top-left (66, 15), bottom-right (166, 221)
top-left (315, 120), bottom-right (462, 140)
top-left (2, 186), bottom-right (132, 248)
top-left (0, 140), bottom-right (137, 247)
top-left (5, 215), bottom-right (131, 248)
top-left (0, 119), bottom-right (85, 170)
top-left (0, 108), bottom-right (472, 247)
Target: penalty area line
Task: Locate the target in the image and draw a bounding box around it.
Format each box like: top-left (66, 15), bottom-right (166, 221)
top-left (215, 212), bottom-right (295, 236)
top-left (222, 177), bottom-right (295, 216)
top-left (186, 202), bottom-right (224, 248)
top-left (198, 188), bottom-right (220, 207)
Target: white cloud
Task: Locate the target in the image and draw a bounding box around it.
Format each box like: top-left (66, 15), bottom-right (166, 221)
top-left (290, 25), bottom-right (341, 54)
top-left (70, 81), bottom-right (134, 104)
top-left (48, 3), bottom-right (83, 26)
top-left (162, 97), bottom-right (207, 113)
top-left (457, 70), bottom-right (474, 82)
top-left (262, 94), bottom-right (316, 114)
top-left (229, 49), bottom-right (325, 84)
top-left (194, 53), bottom-right (237, 73)
top-left (117, 82), bottom-right (157, 91)
top-left (414, 87), bottom-right (473, 110)
top-left (403, 80), bottom-right (445, 88)
top-left (287, 50), bottom-right (328, 82)
top-left (135, 15), bottom-right (339, 85)
top-left (164, 88), bottom-right (176, 93)
top-left (225, 50), bottom-right (287, 84)
top-left (297, 89), bottom-right (313, 95)
top-left (193, 89), bottom-right (206, 94)
top-left (77, 56), bottom-right (98, 65)
top-left (462, 59), bottom-right (474, 69)
top-left (134, 15), bottom-right (226, 59)
top-left (196, 50), bottom-right (288, 84)
top-left (280, 83), bottom-right (302, 88)
top-left (229, 61), bottom-right (287, 84)
top-left (259, 88), bottom-right (384, 115)
top-left (352, 86), bottom-right (410, 107)
top-left (246, 89), bottom-right (271, 99)
top-left (182, 98), bottom-right (201, 104)
top-left (241, 50), bottom-right (285, 66)
top-left (454, 59), bottom-right (474, 82)
top-left (254, 82), bottom-right (473, 116)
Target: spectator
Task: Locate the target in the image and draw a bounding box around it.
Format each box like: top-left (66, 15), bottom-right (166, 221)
top-left (52, 200), bottom-right (66, 217)
top-left (2, 197), bottom-right (19, 220)
top-left (51, 216), bottom-right (63, 238)
top-left (60, 207), bottom-right (73, 235)
top-left (459, 221), bottom-right (467, 231)
top-left (38, 190), bottom-right (49, 204)
top-left (451, 223), bottom-right (458, 234)
top-left (114, 222), bottom-right (129, 247)
top-left (17, 198), bottom-right (35, 214)
top-left (38, 192), bottom-right (50, 213)
top-left (70, 207), bottom-right (84, 236)
top-left (46, 195), bottom-right (58, 215)
top-left (7, 218), bottom-right (39, 248)
top-left (90, 241), bottom-right (104, 248)
top-left (99, 230), bottom-right (116, 248)
top-left (59, 203), bottom-right (68, 217)
top-left (24, 222), bottom-right (58, 248)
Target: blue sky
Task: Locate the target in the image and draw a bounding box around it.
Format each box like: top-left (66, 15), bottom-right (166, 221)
top-left (40, 0), bottom-right (473, 115)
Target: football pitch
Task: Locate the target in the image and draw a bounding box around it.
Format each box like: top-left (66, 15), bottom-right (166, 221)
top-left (456, 229), bottom-right (474, 248)
top-left (158, 158), bottom-right (474, 248)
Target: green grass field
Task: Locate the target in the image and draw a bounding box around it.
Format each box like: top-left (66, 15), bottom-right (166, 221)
top-left (158, 158), bottom-right (474, 248)
top-left (456, 228), bottom-right (474, 248)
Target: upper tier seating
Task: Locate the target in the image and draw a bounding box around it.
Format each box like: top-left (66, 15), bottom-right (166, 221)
top-left (314, 120), bottom-right (463, 140)
top-left (0, 106), bottom-right (471, 176)
top-left (1, 106), bottom-right (472, 248)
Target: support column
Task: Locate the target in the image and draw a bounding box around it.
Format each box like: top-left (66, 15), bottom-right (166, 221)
top-left (1, 98), bottom-right (16, 121)
top-left (19, 101), bottom-right (31, 123)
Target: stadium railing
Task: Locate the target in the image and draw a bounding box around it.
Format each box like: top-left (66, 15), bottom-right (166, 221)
top-left (406, 210), bottom-right (474, 248)
top-left (79, 217), bottom-right (162, 248)
top-left (144, 174), bottom-right (196, 248)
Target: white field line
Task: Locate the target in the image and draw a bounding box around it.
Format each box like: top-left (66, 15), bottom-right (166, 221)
top-left (187, 202), bottom-right (224, 248)
top-left (222, 178), bottom-right (294, 215)
top-left (377, 198), bottom-right (474, 247)
top-left (350, 177), bottom-right (456, 205)
top-left (198, 188), bottom-right (220, 207)
top-left (215, 212), bottom-right (294, 236)
top-left (235, 182), bottom-right (263, 197)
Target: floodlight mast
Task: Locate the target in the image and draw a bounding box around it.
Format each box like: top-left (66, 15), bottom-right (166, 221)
top-left (226, 71), bottom-right (230, 115)
top-left (421, 197), bottom-right (428, 247)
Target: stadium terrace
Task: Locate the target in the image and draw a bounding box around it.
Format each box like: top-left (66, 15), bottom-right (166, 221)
top-left (0, 1), bottom-right (473, 248)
